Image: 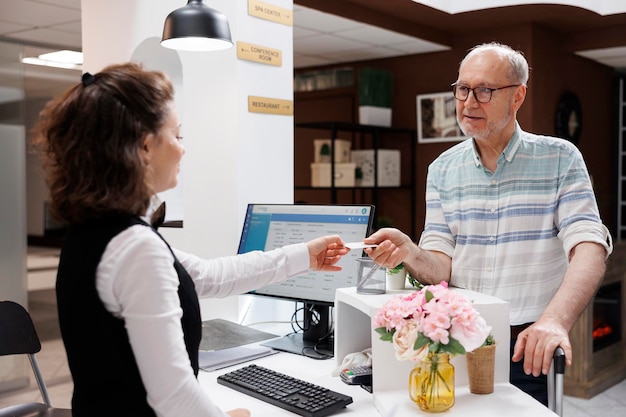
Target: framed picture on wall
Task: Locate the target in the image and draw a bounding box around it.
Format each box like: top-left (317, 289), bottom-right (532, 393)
top-left (416, 92), bottom-right (467, 143)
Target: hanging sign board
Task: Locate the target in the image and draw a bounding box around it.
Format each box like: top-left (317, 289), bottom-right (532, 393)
top-left (248, 96), bottom-right (293, 115)
top-left (248, 0), bottom-right (293, 26)
top-left (237, 41), bottom-right (282, 66)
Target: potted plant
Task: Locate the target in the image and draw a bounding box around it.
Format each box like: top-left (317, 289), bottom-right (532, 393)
top-left (319, 143), bottom-right (331, 163)
top-left (358, 67), bottom-right (393, 126)
top-left (466, 334), bottom-right (497, 394)
top-left (386, 263), bottom-right (406, 290)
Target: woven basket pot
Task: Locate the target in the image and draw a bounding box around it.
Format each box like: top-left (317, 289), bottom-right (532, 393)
top-left (466, 343), bottom-right (497, 394)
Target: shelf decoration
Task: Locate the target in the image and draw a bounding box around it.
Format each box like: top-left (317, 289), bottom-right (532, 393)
top-left (350, 149), bottom-right (400, 187)
top-left (358, 67), bottom-right (393, 127)
top-left (313, 139), bottom-right (351, 163)
top-left (416, 92), bottom-right (467, 143)
top-left (294, 67), bottom-right (354, 92)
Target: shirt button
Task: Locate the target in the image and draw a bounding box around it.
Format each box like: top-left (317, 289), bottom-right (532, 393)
top-left (490, 207), bottom-right (496, 213)
top-left (491, 180), bottom-right (497, 185)
top-left (489, 236), bottom-right (495, 242)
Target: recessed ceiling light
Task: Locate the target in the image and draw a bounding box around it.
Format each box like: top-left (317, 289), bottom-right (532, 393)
top-left (22, 50), bottom-right (83, 70)
top-left (38, 50), bottom-right (83, 65)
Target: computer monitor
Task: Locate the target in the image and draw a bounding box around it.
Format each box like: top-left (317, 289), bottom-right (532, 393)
top-left (237, 203), bottom-right (375, 357)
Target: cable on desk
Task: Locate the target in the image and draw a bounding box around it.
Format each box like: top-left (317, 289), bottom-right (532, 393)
top-left (292, 302), bottom-right (335, 360)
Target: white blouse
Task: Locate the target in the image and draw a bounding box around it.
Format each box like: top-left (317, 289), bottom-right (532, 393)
top-left (95, 214), bottom-right (310, 417)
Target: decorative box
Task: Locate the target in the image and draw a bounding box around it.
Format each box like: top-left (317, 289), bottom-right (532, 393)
top-left (350, 149), bottom-right (400, 187)
top-left (310, 162), bottom-right (356, 187)
top-left (313, 139), bottom-right (352, 163)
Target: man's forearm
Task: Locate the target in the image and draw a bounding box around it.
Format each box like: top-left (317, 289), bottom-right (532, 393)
top-left (404, 247), bottom-right (452, 286)
top-left (540, 242), bottom-right (607, 330)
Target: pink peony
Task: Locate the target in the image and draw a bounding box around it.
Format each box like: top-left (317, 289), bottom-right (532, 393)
top-left (374, 281), bottom-right (492, 359)
top-left (450, 314), bottom-right (492, 352)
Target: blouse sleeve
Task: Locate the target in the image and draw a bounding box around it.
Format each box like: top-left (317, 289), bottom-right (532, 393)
top-left (172, 243), bottom-right (311, 299)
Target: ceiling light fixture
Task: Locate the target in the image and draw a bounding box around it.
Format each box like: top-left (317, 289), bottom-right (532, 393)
top-left (161, 0), bottom-right (234, 52)
top-left (21, 50), bottom-right (83, 70)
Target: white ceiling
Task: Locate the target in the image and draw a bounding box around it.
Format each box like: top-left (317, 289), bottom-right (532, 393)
top-left (0, 0), bottom-right (450, 97)
top-left (292, 5), bottom-right (448, 68)
top-left (0, 0), bottom-right (625, 99)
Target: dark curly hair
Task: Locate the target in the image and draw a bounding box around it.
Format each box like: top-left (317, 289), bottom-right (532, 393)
top-left (31, 62), bottom-right (174, 225)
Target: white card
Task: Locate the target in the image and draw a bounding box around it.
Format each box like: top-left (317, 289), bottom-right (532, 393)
top-left (345, 242), bottom-right (378, 250)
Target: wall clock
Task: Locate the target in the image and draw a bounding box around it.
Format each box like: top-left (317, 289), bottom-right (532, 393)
top-left (555, 91), bottom-right (582, 145)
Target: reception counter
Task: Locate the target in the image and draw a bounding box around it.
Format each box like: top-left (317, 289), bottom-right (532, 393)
top-left (197, 286), bottom-right (557, 416)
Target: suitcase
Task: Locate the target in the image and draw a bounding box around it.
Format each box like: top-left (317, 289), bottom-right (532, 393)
top-left (548, 346), bottom-right (566, 416)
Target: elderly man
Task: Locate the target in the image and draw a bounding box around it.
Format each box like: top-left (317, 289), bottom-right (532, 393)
top-left (364, 42), bottom-right (612, 405)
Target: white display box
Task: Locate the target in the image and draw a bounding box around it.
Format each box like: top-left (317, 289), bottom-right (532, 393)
top-left (351, 149), bottom-right (401, 187)
top-left (310, 162), bottom-right (356, 187)
top-left (313, 139), bottom-right (351, 163)
top-left (359, 105), bottom-right (392, 127)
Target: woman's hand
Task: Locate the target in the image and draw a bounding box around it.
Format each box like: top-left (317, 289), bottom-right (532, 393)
top-left (307, 235), bottom-right (349, 271)
top-left (227, 408), bottom-right (251, 417)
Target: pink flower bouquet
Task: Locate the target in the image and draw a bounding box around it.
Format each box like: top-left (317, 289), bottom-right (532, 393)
top-left (374, 281), bottom-right (492, 361)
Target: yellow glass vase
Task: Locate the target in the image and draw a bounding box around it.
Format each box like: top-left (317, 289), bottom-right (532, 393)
top-left (409, 352), bottom-right (455, 412)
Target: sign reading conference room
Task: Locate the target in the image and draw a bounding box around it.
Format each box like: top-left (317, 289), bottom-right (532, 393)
top-left (237, 41), bottom-right (282, 66)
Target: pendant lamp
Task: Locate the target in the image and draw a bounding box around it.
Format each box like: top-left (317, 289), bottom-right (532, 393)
top-left (161, 0), bottom-right (234, 52)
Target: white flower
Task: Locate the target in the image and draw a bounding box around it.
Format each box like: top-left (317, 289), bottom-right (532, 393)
top-left (392, 321), bottom-right (428, 362)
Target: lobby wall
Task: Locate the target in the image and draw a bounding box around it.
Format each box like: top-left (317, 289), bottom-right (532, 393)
top-left (295, 22), bottom-right (616, 238)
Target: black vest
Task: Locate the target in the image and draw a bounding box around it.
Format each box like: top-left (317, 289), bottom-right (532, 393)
top-left (56, 216), bottom-right (201, 417)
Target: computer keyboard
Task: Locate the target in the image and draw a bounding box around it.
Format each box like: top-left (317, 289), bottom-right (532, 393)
top-left (217, 364), bottom-right (353, 417)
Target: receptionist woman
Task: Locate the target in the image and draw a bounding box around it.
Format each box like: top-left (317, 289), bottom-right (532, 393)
top-left (31, 62), bottom-right (349, 417)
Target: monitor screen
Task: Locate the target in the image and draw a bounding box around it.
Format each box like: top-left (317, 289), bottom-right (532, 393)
top-left (237, 203), bottom-right (375, 357)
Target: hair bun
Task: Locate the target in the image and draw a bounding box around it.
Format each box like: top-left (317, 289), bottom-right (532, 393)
top-left (81, 72), bottom-right (96, 86)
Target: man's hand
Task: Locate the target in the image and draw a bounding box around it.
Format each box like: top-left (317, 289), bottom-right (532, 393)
top-left (362, 228), bottom-right (414, 268)
top-left (513, 241), bottom-right (608, 376)
top-left (363, 228), bottom-right (451, 285)
top-left (511, 319), bottom-right (572, 376)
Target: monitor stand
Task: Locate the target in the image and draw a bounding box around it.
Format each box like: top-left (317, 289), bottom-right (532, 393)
top-left (261, 303), bottom-right (334, 359)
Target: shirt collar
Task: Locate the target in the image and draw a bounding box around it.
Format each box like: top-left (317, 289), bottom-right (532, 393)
top-left (471, 122), bottom-right (522, 167)
top-left (471, 140), bottom-right (482, 167)
top-left (503, 123), bottom-right (522, 162)
top-left (142, 195), bottom-right (163, 224)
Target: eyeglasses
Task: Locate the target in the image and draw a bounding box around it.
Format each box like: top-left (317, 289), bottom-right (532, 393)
top-left (451, 83), bottom-right (520, 103)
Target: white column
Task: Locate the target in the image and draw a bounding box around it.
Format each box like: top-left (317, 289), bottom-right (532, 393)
top-left (81, 0), bottom-right (294, 320)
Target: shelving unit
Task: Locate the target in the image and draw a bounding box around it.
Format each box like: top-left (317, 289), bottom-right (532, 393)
top-left (618, 78), bottom-right (626, 240)
top-left (295, 121), bottom-right (416, 237)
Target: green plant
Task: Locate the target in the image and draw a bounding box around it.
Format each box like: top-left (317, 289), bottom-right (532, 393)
top-left (407, 273), bottom-right (423, 289)
top-left (482, 334), bottom-right (496, 346)
top-left (388, 263), bottom-right (404, 274)
top-left (358, 67), bottom-right (393, 108)
top-left (320, 143), bottom-right (330, 156)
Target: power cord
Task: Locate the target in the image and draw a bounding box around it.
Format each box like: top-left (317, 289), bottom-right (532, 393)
top-left (294, 302), bottom-right (335, 360)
